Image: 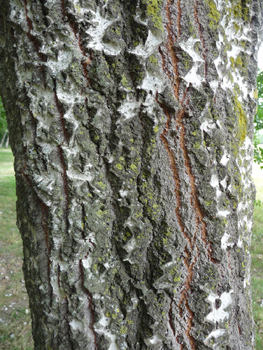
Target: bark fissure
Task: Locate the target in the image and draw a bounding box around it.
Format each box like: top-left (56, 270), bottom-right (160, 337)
top-left (168, 298), bottom-right (176, 336)
top-left (194, 0), bottom-right (208, 79)
top-left (157, 96), bottom-right (198, 349)
top-left (20, 159), bottom-right (53, 309)
top-left (53, 84), bottom-right (70, 238)
top-left (64, 296), bottom-right (74, 350)
top-left (79, 259), bottom-right (98, 349)
top-left (24, 0), bottom-right (47, 88)
top-left (61, 0), bottom-right (92, 88)
top-left (157, 0), bottom-right (223, 347)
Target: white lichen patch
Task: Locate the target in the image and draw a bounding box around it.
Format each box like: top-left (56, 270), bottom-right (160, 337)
top-left (95, 314), bottom-right (119, 350)
top-left (180, 37), bottom-right (206, 87)
top-left (204, 329), bottom-right (226, 348)
top-left (220, 150), bottom-right (230, 166)
top-left (66, 168), bottom-right (94, 183)
top-left (141, 71), bottom-right (164, 93)
top-left (205, 290), bottom-right (233, 324)
top-left (123, 238), bottom-right (137, 254)
top-left (144, 334), bottom-right (163, 346)
top-left (82, 255), bottom-right (93, 270)
top-left (85, 9), bottom-right (121, 55)
top-left (183, 63), bottom-right (205, 89)
top-left (200, 119), bottom-right (216, 136)
top-left (119, 190), bottom-right (128, 197)
top-left (220, 177), bottom-right (227, 190)
top-left (217, 210), bottom-right (231, 218)
top-left (117, 98), bottom-right (141, 124)
top-left (47, 50), bottom-right (73, 75)
top-left (211, 3), bottom-right (255, 100)
top-left (210, 174), bottom-right (219, 188)
top-left (180, 37), bottom-right (203, 63)
top-left (69, 319), bottom-right (84, 332)
top-left (129, 29), bottom-right (163, 58)
top-left (221, 232), bottom-right (234, 250)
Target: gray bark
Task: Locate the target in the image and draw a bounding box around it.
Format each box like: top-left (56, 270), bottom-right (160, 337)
top-left (0, 0), bottom-right (262, 349)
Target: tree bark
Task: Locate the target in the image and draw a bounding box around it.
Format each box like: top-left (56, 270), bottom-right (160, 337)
top-left (0, 0), bottom-right (262, 349)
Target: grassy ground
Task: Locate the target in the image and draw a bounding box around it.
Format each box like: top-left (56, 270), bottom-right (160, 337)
top-left (0, 148), bottom-right (262, 348)
top-left (252, 167), bottom-right (263, 350)
top-left (0, 149), bottom-right (33, 350)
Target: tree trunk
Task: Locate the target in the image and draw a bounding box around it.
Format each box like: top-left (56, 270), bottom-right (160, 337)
top-left (0, 1), bottom-right (262, 349)
top-left (5, 135), bottom-right (9, 148)
top-left (0, 130), bottom-right (7, 148)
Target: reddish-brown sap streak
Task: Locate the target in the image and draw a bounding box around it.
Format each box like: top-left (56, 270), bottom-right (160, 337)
top-left (177, 0), bottom-right (182, 38)
top-left (61, 0), bottom-right (66, 17)
top-left (165, 0), bottom-right (180, 99)
top-left (24, 0), bottom-right (33, 30)
top-left (165, 0), bottom-right (216, 263)
top-left (156, 96), bottom-right (196, 348)
top-left (178, 251), bottom-right (199, 349)
top-left (157, 0), bottom-right (218, 347)
top-left (157, 101), bottom-right (190, 245)
top-left (61, 0), bottom-right (92, 86)
top-left (24, 0), bottom-right (47, 88)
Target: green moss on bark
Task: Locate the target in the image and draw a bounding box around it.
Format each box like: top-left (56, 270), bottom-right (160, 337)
top-left (143, 0), bottom-right (163, 31)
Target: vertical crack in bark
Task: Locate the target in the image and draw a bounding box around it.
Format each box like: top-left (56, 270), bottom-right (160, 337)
top-left (157, 103), bottom-right (189, 244)
top-left (168, 298), bottom-right (175, 336)
top-left (79, 260), bottom-right (98, 349)
top-left (177, 108), bottom-right (212, 256)
top-left (194, 0), bottom-right (207, 79)
top-left (157, 98), bottom-right (197, 348)
top-left (61, 0), bottom-right (92, 87)
top-left (156, 0), bottom-right (217, 346)
top-left (81, 203), bottom-right (86, 240)
top-left (64, 296), bottom-right (74, 350)
top-left (58, 264), bottom-right (61, 289)
top-left (165, 0), bottom-right (180, 99)
top-left (176, 335), bottom-right (184, 350)
top-left (24, 0), bottom-right (33, 31)
top-left (54, 89), bottom-right (69, 145)
top-left (40, 202), bottom-right (52, 291)
top-left (24, 0), bottom-right (47, 88)
top-left (53, 89), bottom-right (70, 234)
top-left (57, 145), bottom-right (70, 233)
top-left (21, 162), bottom-right (53, 304)
top-left (177, 0), bottom-right (182, 38)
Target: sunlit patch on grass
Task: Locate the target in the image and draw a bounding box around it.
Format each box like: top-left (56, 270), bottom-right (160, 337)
top-left (0, 148), bottom-right (33, 350)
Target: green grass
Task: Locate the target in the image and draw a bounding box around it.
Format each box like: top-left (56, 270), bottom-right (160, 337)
top-left (252, 175), bottom-right (263, 349)
top-left (0, 149), bottom-right (33, 350)
top-left (0, 148), bottom-right (263, 348)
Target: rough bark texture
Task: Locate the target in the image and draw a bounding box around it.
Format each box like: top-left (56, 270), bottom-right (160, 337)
top-left (0, 0), bottom-right (262, 349)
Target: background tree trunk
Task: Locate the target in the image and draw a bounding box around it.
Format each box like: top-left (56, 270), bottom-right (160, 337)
top-left (0, 0), bottom-right (262, 349)
top-left (0, 130), bottom-right (7, 148)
